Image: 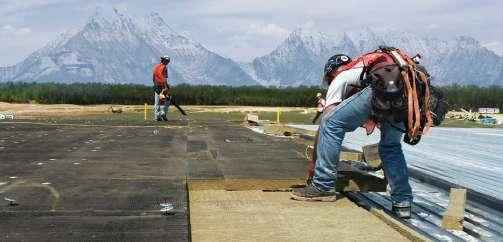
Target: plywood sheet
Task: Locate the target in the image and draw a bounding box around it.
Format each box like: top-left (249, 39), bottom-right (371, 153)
top-left (189, 190), bottom-right (408, 242)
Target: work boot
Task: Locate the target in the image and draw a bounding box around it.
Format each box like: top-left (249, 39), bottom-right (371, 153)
top-left (290, 183), bottom-right (337, 202)
top-left (161, 114), bottom-right (168, 121)
top-left (155, 117), bottom-right (162, 122)
top-left (392, 204), bottom-right (411, 219)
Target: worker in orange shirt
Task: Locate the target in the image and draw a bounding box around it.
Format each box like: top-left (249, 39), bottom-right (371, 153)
top-left (152, 55), bottom-right (170, 121)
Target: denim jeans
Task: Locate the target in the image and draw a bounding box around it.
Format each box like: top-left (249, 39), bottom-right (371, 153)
top-left (312, 86), bottom-right (412, 205)
top-left (154, 92), bottom-right (170, 119)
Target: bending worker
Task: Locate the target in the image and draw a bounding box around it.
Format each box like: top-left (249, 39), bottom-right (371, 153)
top-left (291, 53), bottom-right (413, 218)
top-left (152, 55), bottom-right (171, 121)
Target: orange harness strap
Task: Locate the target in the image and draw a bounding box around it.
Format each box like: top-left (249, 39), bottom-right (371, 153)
top-left (398, 49), bottom-right (429, 140)
top-left (410, 63), bottom-right (421, 138)
top-left (418, 71), bottom-right (433, 135)
top-left (401, 70), bottom-right (414, 138)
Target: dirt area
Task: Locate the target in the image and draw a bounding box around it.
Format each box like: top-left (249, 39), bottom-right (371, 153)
top-left (0, 102), bottom-right (121, 118)
top-left (3, 103), bottom-right (501, 128)
top-left (0, 102), bottom-right (316, 119)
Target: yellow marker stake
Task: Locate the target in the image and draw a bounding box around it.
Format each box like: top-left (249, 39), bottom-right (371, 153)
top-left (144, 103), bottom-right (147, 121)
top-left (277, 108), bottom-right (281, 124)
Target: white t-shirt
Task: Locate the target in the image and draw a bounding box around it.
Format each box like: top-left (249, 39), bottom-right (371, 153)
top-left (325, 67), bottom-right (364, 108)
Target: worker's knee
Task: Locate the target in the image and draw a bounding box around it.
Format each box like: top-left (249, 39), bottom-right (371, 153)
top-left (379, 127), bottom-right (403, 148)
top-left (318, 123), bottom-right (345, 149)
top-left (378, 141), bottom-right (402, 154)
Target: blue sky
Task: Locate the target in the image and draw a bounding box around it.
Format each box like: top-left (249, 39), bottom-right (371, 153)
top-left (1, 0), bottom-right (502, 66)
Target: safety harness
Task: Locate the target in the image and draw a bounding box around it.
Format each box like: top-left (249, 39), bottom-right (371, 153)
top-left (367, 46), bottom-right (434, 144)
top-left (306, 47), bottom-right (448, 182)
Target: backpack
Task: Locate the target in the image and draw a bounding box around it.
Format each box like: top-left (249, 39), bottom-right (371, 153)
top-left (366, 46), bottom-right (449, 145)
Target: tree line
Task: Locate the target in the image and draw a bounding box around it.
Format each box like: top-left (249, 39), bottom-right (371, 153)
top-left (0, 82), bottom-right (501, 110)
top-left (436, 85), bottom-right (503, 111)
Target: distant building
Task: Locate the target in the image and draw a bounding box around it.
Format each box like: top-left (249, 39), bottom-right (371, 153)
top-left (478, 108), bottom-right (500, 114)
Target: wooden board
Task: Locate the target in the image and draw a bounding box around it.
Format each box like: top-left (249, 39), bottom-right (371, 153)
top-left (187, 179), bottom-right (305, 191)
top-left (337, 162), bottom-right (387, 192)
top-left (263, 124), bottom-right (316, 136)
top-left (189, 190), bottom-right (409, 242)
top-left (340, 151), bottom-right (363, 161)
top-left (188, 169), bottom-right (386, 193)
top-left (442, 188), bottom-right (467, 230)
top-left (362, 143), bottom-right (383, 169)
top-left (244, 113), bottom-right (259, 123)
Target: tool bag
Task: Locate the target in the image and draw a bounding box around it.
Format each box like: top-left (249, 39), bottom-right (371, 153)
top-left (367, 46), bottom-right (448, 145)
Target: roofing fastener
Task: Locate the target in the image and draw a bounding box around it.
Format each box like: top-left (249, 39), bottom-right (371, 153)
top-left (4, 197), bottom-right (18, 206)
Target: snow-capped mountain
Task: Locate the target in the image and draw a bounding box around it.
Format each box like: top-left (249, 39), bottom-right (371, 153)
top-left (247, 27), bottom-right (503, 86)
top-left (250, 28), bottom-right (360, 86)
top-left (250, 29), bottom-right (336, 86)
top-left (0, 8), bottom-right (257, 86)
top-left (0, 9), bottom-right (501, 87)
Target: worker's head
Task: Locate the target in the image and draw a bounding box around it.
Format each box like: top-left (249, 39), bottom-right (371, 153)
top-left (160, 55), bottom-right (170, 65)
top-left (323, 54), bottom-right (351, 84)
top-left (316, 92), bottom-right (322, 98)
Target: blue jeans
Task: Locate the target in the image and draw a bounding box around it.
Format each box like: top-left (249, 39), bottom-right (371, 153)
top-left (154, 92), bottom-right (170, 119)
top-left (312, 86), bottom-right (412, 205)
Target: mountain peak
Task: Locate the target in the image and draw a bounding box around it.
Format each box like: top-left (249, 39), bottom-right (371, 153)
top-left (88, 6), bottom-right (134, 27)
top-left (2, 9), bottom-right (501, 87)
top-left (346, 26), bottom-right (378, 40)
top-left (345, 26), bottom-right (385, 54)
top-left (0, 6), bottom-right (258, 85)
top-left (145, 12), bottom-right (165, 25)
top-left (290, 27), bottom-right (328, 39)
top-left (287, 27), bottom-right (335, 52)
top-left (91, 7), bottom-right (121, 21)
top-left (455, 36), bottom-right (479, 48)
top-left (141, 11), bottom-right (177, 35)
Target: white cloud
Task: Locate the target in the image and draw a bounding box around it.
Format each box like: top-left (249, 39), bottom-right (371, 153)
top-left (298, 21), bottom-right (316, 30)
top-left (0, 0), bottom-right (74, 15)
top-left (483, 41), bottom-right (503, 56)
top-left (0, 23), bottom-right (53, 66)
top-left (216, 23), bottom-right (290, 61)
top-left (1, 24), bottom-right (32, 36)
top-left (484, 41), bottom-right (501, 47)
top-left (246, 23), bottom-right (290, 38)
top-left (199, 22), bottom-right (291, 61)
